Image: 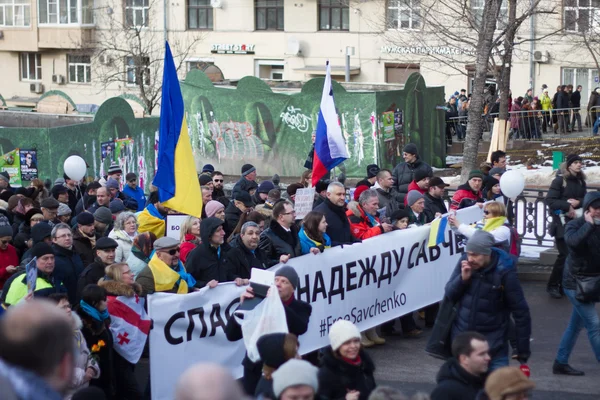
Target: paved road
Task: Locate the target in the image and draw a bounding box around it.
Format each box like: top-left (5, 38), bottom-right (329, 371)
top-left (367, 281), bottom-right (600, 399)
top-left (136, 281), bottom-right (599, 399)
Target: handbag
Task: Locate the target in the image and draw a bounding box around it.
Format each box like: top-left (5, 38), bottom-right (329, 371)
top-left (425, 296), bottom-right (459, 360)
top-left (575, 274), bottom-right (600, 303)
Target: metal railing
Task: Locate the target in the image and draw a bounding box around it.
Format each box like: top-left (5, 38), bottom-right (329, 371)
top-left (446, 106), bottom-right (600, 140)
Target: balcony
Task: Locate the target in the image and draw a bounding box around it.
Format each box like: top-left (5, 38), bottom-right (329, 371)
top-left (38, 26), bottom-right (94, 49)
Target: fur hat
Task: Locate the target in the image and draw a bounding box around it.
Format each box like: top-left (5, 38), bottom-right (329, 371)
top-left (485, 367), bottom-right (535, 400)
top-left (328, 320), bottom-right (361, 351)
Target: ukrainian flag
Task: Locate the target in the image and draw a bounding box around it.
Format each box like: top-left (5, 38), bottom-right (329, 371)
top-left (152, 42), bottom-right (202, 217)
top-left (428, 215), bottom-right (449, 248)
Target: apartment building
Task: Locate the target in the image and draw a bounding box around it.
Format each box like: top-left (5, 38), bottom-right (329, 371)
top-left (0, 0), bottom-right (598, 110)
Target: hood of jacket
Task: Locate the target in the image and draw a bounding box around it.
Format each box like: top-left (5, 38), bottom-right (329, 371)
top-left (200, 217), bottom-right (225, 246)
top-left (99, 279), bottom-right (143, 297)
top-left (435, 358), bottom-right (485, 387)
top-left (583, 191), bottom-right (600, 211)
top-left (559, 162), bottom-right (586, 181)
top-left (72, 311), bottom-right (83, 330)
top-left (346, 201), bottom-right (364, 218)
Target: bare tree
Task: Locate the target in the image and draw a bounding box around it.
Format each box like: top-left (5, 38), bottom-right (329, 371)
top-left (87, 0), bottom-right (205, 114)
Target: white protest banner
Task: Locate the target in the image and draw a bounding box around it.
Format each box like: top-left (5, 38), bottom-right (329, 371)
top-left (164, 214), bottom-right (190, 240)
top-left (149, 205), bottom-right (483, 400)
top-left (294, 188), bottom-right (316, 219)
top-left (148, 284), bottom-right (246, 400)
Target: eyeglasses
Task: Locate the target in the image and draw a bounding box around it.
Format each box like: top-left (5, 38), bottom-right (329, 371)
top-left (282, 210), bottom-right (296, 215)
top-left (31, 217), bottom-right (44, 222)
top-left (483, 210), bottom-right (490, 215)
top-left (163, 247), bottom-right (180, 255)
top-left (55, 233), bottom-right (73, 239)
top-left (214, 179), bottom-right (223, 183)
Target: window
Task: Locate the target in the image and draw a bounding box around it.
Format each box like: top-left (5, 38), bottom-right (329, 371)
top-left (188, 0), bottom-right (212, 29)
top-left (471, 0), bottom-right (508, 29)
top-left (385, 63), bottom-right (420, 84)
top-left (126, 56), bottom-right (150, 86)
top-left (255, 0), bottom-right (283, 31)
top-left (68, 55), bottom-right (91, 83)
top-left (255, 60), bottom-right (285, 80)
top-left (387, 0), bottom-right (420, 30)
top-left (564, 0), bottom-right (600, 32)
top-left (38, 0), bottom-right (93, 24)
top-left (562, 67), bottom-right (598, 104)
top-left (125, 0), bottom-right (149, 27)
top-left (0, 0), bottom-right (31, 26)
top-left (20, 53), bottom-right (42, 81)
top-left (319, 0), bottom-right (349, 30)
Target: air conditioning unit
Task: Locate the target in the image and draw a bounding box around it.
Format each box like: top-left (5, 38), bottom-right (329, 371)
top-left (30, 83), bottom-right (44, 94)
top-left (210, 0), bottom-right (223, 8)
top-left (57, 75), bottom-right (66, 85)
top-left (533, 50), bottom-right (549, 63)
top-left (52, 74), bottom-right (58, 83)
top-left (99, 54), bottom-right (112, 65)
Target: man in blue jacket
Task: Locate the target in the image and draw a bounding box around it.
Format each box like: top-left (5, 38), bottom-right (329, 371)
top-left (122, 172), bottom-right (146, 212)
top-left (444, 230), bottom-right (531, 371)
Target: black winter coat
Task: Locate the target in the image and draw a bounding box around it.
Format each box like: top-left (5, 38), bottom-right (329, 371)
top-left (546, 165), bottom-right (586, 238)
top-left (563, 192), bottom-right (600, 291)
top-left (317, 347), bottom-right (376, 400)
top-left (52, 244), bottom-right (85, 304)
top-left (374, 186), bottom-right (403, 216)
top-left (226, 235), bottom-right (269, 279)
top-left (72, 228), bottom-right (95, 267)
top-left (232, 177), bottom-right (258, 200)
top-left (571, 90), bottom-right (581, 108)
top-left (392, 157), bottom-right (433, 204)
top-left (224, 202), bottom-right (243, 238)
top-left (313, 199), bottom-right (359, 247)
top-left (430, 358), bottom-right (485, 400)
top-left (185, 217), bottom-right (233, 287)
top-left (445, 249), bottom-right (531, 359)
top-left (77, 258), bottom-right (109, 301)
top-left (557, 90), bottom-right (570, 110)
top-left (424, 193), bottom-right (448, 221)
top-left (259, 219), bottom-right (302, 266)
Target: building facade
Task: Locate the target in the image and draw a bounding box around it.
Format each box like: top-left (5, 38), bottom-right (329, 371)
top-left (0, 0), bottom-right (598, 111)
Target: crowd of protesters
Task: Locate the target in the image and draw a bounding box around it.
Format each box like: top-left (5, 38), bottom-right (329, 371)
top-left (3, 141), bottom-right (598, 400)
top-left (444, 83), bottom-right (600, 145)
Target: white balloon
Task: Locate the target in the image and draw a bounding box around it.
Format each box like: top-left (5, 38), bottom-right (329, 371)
top-left (63, 155), bottom-right (87, 182)
top-left (499, 170), bottom-right (525, 198)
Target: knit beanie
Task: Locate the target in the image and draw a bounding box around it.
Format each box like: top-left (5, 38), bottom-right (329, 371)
top-left (205, 200), bottom-right (225, 218)
top-left (403, 143), bottom-right (418, 155)
top-left (0, 172), bottom-right (9, 183)
top-left (366, 164), bottom-right (380, 178)
top-left (31, 222), bottom-right (52, 244)
top-left (566, 154), bottom-right (582, 168)
top-left (107, 163), bottom-right (122, 175)
top-left (257, 333), bottom-right (298, 369)
top-left (32, 242), bottom-right (54, 258)
top-left (353, 185), bottom-right (369, 201)
top-left (105, 178), bottom-right (120, 190)
top-left (272, 360), bottom-right (319, 398)
top-left (0, 225), bottom-right (13, 238)
top-left (468, 170), bottom-right (484, 180)
top-left (406, 190), bottom-right (424, 207)
top-left (275, 266), bottom-right (299, 289)
top-left (413, 169), bottom-right (430, 183)
top-left (241, 164), bottom-right (256, 177)
top-left (94, 207), bottom-right (113, 224)
top-left (77, 211), bottom-right (95, 226)
top-left (328, 320), bottom-right (361, 351)
top-left (201, 164), bottom-right (215, 174)
top-left (258, 180), bottom-right (275, 194)
top-left (465, 230), bottom-right (495, 256)
top-left (199, 174), bottom-right (213, 186)
top-left (57, 203), bottom-right (72, 217)
top-left (7, 195), bottom-right (21, 211)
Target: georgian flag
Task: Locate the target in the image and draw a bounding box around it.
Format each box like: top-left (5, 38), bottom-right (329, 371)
top-left (107, 294), bottom-right (152, 364)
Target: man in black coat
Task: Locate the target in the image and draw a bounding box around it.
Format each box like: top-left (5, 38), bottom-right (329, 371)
top-left (224, 191), bottom-right (254, 238)
top-left (51, 222), bottom-right (85, 304)
top-left (570, 84), bottom-right (583, 132)
top-left (185, 217), bottom-right (240, 288)
top-left (556, 85), bottom-right (571, 133)
top-left (424, 177), bottom-right (449, 221)
top-left (76, 237), bottom-right (118, 301)
top-left (545, 154), bottom-right (587, 298)
top-left (226, 221), bottom-right (269, 279)
top-left (225, 266), bottom-right (312, 396)
top-left (392, 143), bottom-right (433, 205)
top-left (430, 331), bottom-right (489, 400)
top-left (232, 164), bottom-right (259, 200)
top-left (259, 200), bottom-right (302, 266)
top-left (355, 164), bottom-right (380, 189)
top-left (313, 182), bottom-right (358, 247)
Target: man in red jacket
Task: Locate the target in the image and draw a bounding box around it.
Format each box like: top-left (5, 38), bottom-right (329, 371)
top-left (0, 225), bottom-right (18, 290)
top-left (450, 170), bottom-right (485, 211)
top-left (347, 189), bottom-right (393, 240)
top-left (404, 169), bottom-right (432, 206)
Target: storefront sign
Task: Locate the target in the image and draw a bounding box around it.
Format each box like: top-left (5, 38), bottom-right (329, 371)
top-left (211, 44), bottom-right (255, 54)
top-left (381, 45), bottom-right (475, 56)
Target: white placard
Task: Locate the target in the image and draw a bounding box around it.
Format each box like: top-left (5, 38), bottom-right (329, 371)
top-left (164, 214), bottom-right (190, 240)
top-left (294, 188), bottom-right (316, 219)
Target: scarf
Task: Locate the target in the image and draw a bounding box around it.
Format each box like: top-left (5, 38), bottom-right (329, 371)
top-left (365, 212), bottom-right (379, 227)
top-left (147, 253), bottom-right (195, 293)
top-left (342, 355), bottom-right (362, 366)
top-left (473, 216), bottom-right (507, 232)
top-left (79, 228), bottom-right (96, 248)
top-left (79, 300), bottom-right (110, 322)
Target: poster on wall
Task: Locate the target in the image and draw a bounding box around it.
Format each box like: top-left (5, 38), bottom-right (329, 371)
top-left (19, 149), bottom-right (38, 182)
top-left (115, 138), bottom-right (135, 188)
top-left (0, 149), bottom-right (21, 186)
top-left (382, 111), bottom-right (395, 142)
top-left (100, 141), bottom-right (114, 177)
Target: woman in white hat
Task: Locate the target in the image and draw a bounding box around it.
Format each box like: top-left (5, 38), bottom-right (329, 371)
top-left (318, 320), bottom-right (376, 400)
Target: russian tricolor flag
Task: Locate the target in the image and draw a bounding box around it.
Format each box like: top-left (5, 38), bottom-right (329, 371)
top-left (311, 61), bottom-right (349, 186)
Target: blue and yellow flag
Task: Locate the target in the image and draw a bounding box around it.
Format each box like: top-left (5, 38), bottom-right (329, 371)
top-left (153, 42), bottom-right (202, 217)
top-left (428, 215), bottom-right (449, 248)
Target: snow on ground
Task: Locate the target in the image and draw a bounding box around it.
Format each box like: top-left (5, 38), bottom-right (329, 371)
top-left (521, 245), bottom-right (545, 259)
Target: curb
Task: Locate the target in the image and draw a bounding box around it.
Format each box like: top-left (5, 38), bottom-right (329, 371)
top-left (517, 258), bottom-right (551, 282)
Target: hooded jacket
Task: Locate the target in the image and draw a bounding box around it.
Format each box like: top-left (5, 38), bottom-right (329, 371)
top-left (314, 198), bottom-right (359, 247)
top-left (563, 191), bottom-right (600, 291)
top-left (317, 347), bottom-right (376, 400)
top-left (52, 244), bottom-right (85, 304)
top-left (108, 229), bottom-right (134, 263)
top-left (185, 218), bottom-right (233, 288)
top-left (346, 201), bottom-right (384, 240)
top-left (430, 358), bottom-right (485, 400)
top-left (445, 248), bottom-right (531, 360)
top-left (225, 234), bottom-right (269, 279)
top-left (450, 182), bottom-right (484, 211)
top-left (392, 156), bottom-right (433, 204)
top-left (546, 163), bottom-right (587, 238)
top-left (231, 177), bottom-right (258, 200)
top-left (259, 219), bottom-right (302, 266)
top-left (224, 202), bottom-right (243, 238)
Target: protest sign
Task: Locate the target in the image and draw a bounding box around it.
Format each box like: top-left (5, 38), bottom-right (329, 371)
top-left (19, 149), bottom-right (38, 182)
top-left (294, 188), bottom-right (316, 219)
top-left (25, 257), bottom-right (37, 294)
top-left (0, 149), bottom-right (21, 186)
top-left (165, 214), bottom-right (191, 240)
top-left (382, 111), bottom-right (395, 141)
top-left (148, 205), bottom-right (483, 400)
